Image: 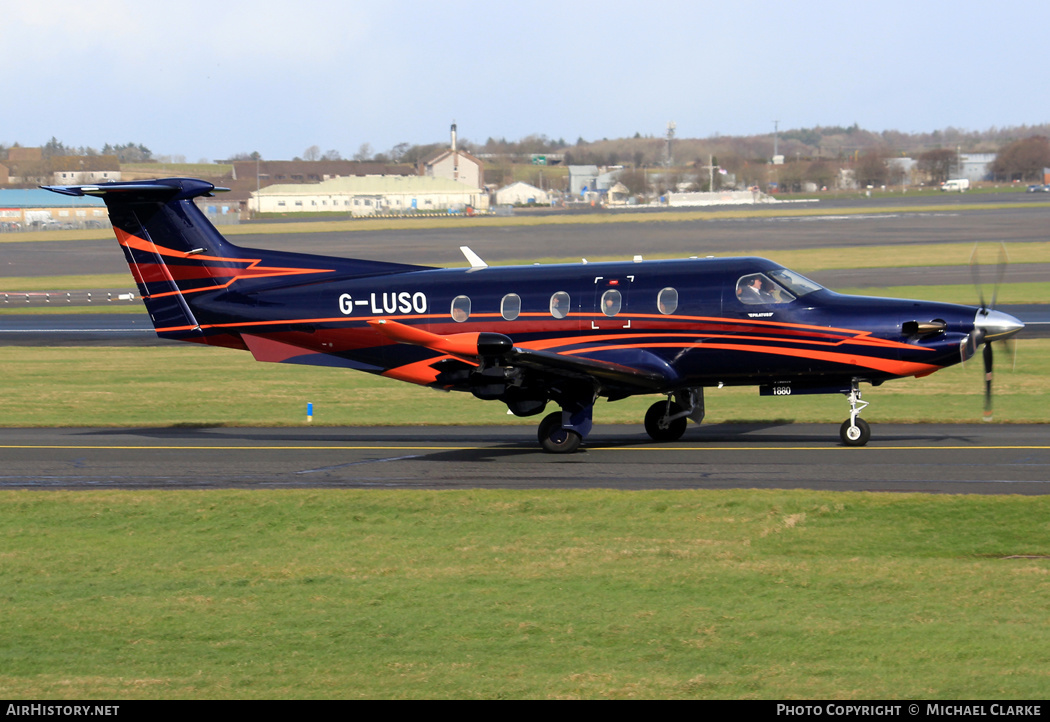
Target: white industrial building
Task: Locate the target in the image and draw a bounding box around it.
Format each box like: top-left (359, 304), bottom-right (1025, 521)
top-left (250, 175), bottom-right (489, 216)
top-left (494, 181), bottom-right (550, 206)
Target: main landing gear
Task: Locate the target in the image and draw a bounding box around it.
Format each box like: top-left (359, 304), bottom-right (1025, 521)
top-left (537, 402), bottom-right (593, 454)
top-left (536, 388), bottom-right (707, 454)
top-left (839, 381), bottom-right (871, 446)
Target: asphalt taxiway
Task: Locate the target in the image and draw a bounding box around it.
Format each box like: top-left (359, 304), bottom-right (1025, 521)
top-left (2, 424), bottom-right (1048, 494)
top-left (1, 196), bottom-right (1045, 494)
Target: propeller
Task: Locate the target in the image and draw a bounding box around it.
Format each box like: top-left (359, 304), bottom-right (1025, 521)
top-left (967, 243), bottom-right (1024, 421)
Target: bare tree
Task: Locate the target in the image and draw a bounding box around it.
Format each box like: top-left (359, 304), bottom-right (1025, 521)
top-left (388, 142), bottom-right (410, 162)
top-left (854, 149), bottom-right (889, 187)
top-left (918, 148), bottom-right (956, 184)
top-left (806, 160), bottom-right (835, 189)
top-left (321, 149), bottom-right (343, 161)
top-left (992, 136), bottom-right (1050, 181)
top-left (352, 143), bottom-right (373, 162)
top-left (303, 145), bottom-right (321, 161)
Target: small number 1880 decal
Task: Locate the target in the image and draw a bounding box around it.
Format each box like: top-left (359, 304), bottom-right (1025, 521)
top-left (772, 386), bottom-right (792, 395)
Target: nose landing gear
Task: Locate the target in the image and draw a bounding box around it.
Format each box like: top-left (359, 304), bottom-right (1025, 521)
top-left (840, 381), bottom-right (871, 446)
top-left (644, 388), bottom-right (705, 442)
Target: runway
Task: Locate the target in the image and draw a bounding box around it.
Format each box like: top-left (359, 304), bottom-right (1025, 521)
top-left (2, 424), bottom-right (1048, 494)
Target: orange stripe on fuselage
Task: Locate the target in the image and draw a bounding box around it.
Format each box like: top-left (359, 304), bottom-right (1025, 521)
top-left (564, 341), bottom-right (940, 377)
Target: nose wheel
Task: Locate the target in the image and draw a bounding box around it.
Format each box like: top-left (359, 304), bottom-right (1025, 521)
top-left (644, 400), bottom-right (688, 441)
top-left (840, 382), bottom-right (871, 446)
top-left (839, 417), bottom-right (870, 446)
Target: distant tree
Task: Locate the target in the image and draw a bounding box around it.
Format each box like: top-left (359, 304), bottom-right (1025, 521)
top-left (42, 136), bottom-right (70, 158)
top-left (991, 136), bottom-right (1050, 181)
top-left (101, 142), bottom-right (153, 162)
top-left (388, 142), bottom-right (411, 162)
top-left (399, 143), bottom-right (442, 166)
top-left (322, 149), bottom-right (343, 161)
top-left (303, 145), bottom-right (321, 161)
top-left (777, 161), bottom-right (806, 193)
top-left (805, 160), bottom-right (835, 189)
top-left (854, 149), bottom-right (889, 187)
top-left (351, 143), bottom-right (372, 162)
top-left (918, 148), bottom-right (956, 184)
top-left (618, 167), bottom-right (648, 196)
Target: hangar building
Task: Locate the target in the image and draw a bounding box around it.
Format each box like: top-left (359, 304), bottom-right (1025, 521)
top-left (250, 175), bottom-right (489, 216)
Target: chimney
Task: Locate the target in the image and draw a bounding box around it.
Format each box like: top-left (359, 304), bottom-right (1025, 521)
top-left (451, 122), bottom-right (457, 152)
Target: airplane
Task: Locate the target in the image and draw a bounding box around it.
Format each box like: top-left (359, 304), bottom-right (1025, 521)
top-left (43, 177), bottom-right (1025, 453)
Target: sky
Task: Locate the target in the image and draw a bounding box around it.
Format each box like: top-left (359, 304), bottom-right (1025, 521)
top-left (4, 0), bottom-right (1050, 162)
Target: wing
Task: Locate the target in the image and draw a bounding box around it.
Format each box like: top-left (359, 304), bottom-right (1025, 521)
top-left (368, 319), bottom-right (678, 394)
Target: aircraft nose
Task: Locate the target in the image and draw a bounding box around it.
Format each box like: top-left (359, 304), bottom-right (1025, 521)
top-left (974, 308), bottom-right (1025, 342)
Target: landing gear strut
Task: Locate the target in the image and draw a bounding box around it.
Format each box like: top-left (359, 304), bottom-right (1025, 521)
top-left (839, 381), bottom-right (871, 446)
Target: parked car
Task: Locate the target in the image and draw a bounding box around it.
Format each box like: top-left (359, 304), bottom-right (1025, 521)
top-left (1026, 184), bottom-right (1050, 192)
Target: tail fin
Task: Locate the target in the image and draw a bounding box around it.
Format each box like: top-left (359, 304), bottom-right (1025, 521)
top-left (45, 178), bottom-right (241, 336)
top-left (43, 178), bottom-right (430, 340)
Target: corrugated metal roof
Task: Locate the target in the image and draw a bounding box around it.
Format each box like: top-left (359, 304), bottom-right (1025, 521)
top-left (0, 189), bottom-right (105, 208)
top-left (256, 175), bottom-right (480, 196)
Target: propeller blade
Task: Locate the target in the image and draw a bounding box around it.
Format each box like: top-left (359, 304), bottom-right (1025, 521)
top-left (989, 243), bottom-right (1008, 310)
top-left (970, 245), bottom-right (986, 310)
top-left (982, 342), bottom-right (994, 422)
top-left (970, 242), bottom-right (1009, 311)
top-left (1004, 338), bottom-right (1017, 372)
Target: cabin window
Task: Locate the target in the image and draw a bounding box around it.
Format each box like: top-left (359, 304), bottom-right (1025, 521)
top-left (736, 273), bottom-right (796, 305)
top-left (501, 293), bottom-right (521, 321)
top-left (451, 295), bottom-right (471, 322)
top-left (658, 287), bottom-right (678, 314)
top-left (601, 289), bottom-right (622, 317)
top-left (550, 291), bottom-right (571, 319)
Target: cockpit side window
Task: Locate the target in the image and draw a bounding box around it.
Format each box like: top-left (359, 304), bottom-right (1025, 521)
top-left (767, 268), bottom-right (823, 297)
top-left (736, 273), bottom-right (796, 305)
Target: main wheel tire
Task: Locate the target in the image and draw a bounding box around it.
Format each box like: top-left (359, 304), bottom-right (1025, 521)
top-left (839, 417), bottom-right (871, 446)
top-left (644, 401), bottom-right (688, 442)
top-left (538, 411), bottom-right (582, 454)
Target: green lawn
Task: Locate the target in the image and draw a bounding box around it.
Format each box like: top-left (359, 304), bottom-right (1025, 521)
top-left (0, 339), bottom-right (1046, 428)
top-left (0, 489), bottom-right (1046, 699)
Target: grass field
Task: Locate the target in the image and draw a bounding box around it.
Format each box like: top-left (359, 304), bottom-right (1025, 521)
top-left (0, 339), bottom-right (1046, 427)
top-left (1, 201), bottom-right (1047, 700)
top-left (1, 489), bottom-right (1047, 699)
